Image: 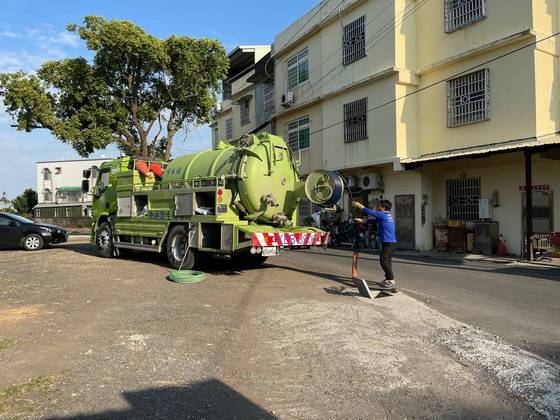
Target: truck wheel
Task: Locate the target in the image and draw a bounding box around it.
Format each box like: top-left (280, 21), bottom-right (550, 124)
top-left (96, 222), bottom-right (114, 258)
top-left (22, 234), bottom-right (44, 251)
top-left (231, 253), bottom-right (268, 269)
top-left (166, 225), bottom-right (196, 270)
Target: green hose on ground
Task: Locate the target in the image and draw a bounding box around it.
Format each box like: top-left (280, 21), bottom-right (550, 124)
top-left (168, 226), bottom-right (205, 284)
top-left (168, 270), bottom-right (206, 284)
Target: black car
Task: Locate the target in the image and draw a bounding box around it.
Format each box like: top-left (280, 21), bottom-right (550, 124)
top-left (0, 212), bottom-right (68, 251)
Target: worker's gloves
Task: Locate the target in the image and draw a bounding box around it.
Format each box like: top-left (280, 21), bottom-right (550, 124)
top-left (351, 201), bottom-right (365, 210)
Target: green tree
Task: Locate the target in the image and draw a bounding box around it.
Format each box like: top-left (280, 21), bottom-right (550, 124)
top-left (12, 188), bottom-right (38, 216)
top-left (0, 16), bottom-right (228, 160)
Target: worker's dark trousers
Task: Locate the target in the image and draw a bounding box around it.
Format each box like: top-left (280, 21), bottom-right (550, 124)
top-left (380, 242), bottom-right (397, 280)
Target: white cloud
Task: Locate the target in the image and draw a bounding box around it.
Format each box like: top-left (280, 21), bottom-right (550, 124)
top-left (24, 26), bottom-right (80, 50)
top-left (0, 30), bottom-right (19, 39)
top-left (0, 49), bottom-right (69, 73)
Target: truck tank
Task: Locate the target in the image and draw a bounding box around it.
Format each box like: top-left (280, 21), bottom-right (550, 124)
top-left (162, 133), bottom-right (304, 225)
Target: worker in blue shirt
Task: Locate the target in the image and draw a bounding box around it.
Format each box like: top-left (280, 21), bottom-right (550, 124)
top-left (352, 199), bottom-right (398, 288)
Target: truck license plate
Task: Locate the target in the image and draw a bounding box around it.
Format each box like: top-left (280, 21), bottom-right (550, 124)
top-left (261, 246), bottom-right (279, 257)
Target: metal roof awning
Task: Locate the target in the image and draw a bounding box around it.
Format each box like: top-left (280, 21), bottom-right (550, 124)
top-left (57, 186), bottom-right (82, 193)
top-left (401, 134), bottom-right (560, 167)
top-left (33, 203), bottom-right (85, 209)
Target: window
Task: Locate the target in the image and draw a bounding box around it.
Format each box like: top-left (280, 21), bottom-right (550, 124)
top-left (446, 178), bottom-right (481, 221)
top-left (447, 69), bottom-right (490, 128)
top-left (213, 126), bottom-right (219, 141)
top-left (287, 117), bottom-right (310, 151)
top-left (444, 0), bottom-right (487, 33)
top-left (343, 15), bottom-right (366, 66)
top-left (225, 118), bottom-right (233, 140)
top-left (43, 188), bottom-right (52, 202)
top-left (344, 97), bottom-right (368, 143)
top-left (298, 198), bottom-right (321, 225)
top-left (0, 215), bottom-right (11, 226)
top-left (43, 168), bottom-right (52, 181)
top-left (287, 48), bottom-right (309, 90)
top-left (223, 81), bottom-right (232, 100)
top-left (240, 98), bottom-right (250, 126)
top-left (55, 167), bottom-right (62, 174)
top-left (447, 69), bottom-right (490, 127)
top-left (264, 81), bottom-right (275, 112)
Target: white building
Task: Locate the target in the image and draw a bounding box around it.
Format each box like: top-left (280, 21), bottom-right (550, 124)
top-left (34, 158), bottom-right (112, 219)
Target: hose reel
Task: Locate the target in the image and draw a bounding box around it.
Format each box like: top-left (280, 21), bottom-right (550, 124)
top-left (304, 170), bottom-right (344, 208)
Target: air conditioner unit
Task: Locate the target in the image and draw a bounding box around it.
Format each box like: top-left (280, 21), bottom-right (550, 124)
top-left (360, 173), bottom-right (383, 191)
top-left (281, 91), bottom-right (295, 107)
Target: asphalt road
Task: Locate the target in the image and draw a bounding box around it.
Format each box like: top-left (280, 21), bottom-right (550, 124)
top-left (287, 247), bottom-right (560, 363)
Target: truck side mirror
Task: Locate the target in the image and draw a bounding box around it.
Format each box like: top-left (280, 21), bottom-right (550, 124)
top-left (81, 179), bottom-right (90, 193)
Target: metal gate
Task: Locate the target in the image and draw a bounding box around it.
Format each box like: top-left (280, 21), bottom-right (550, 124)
top-left (395, 195), bottom-right (415, 250)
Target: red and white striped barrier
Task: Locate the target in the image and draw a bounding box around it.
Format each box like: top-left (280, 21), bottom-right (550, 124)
top-left (251, 232), bottom-right (329, 247)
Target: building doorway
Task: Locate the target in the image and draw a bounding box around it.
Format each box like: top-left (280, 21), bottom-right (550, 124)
top-left (395, 194), bottom-right (415, 250)
top-left (522, 190), bottom-right (554, 234)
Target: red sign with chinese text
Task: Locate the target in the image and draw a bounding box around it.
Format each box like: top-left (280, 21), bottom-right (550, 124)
top-left (519, 185), bottom-right (550, 192)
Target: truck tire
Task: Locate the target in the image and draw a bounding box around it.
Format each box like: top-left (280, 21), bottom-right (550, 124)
top-left (166, 225), bottom-right (196, 270)
top-left (96, 222), bottom-right (114, 258)
top-left (231, 253), bottom-right (268, 269)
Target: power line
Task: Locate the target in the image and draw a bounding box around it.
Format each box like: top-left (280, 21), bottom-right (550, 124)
top-left (297, 0), bottom-right (430, 103)
top-left (308, 31), bottom-right (560, 137)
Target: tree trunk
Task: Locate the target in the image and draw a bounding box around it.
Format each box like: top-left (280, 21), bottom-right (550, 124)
top-left (165, 129), bottom-right (176, 161)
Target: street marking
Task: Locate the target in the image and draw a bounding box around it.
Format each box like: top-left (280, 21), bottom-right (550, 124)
top-left (436, 327), bottom-right (560, 419)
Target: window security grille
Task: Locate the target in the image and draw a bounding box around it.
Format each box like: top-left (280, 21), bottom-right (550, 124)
top-left (43, 168), bottom-right (52, 181)
top-left (446, 178), bottom-right (481, 221)
top-left (287, 116), bottom-right (310, 151)
top-left (225, 118), bottom-right (233, 140)
top-left (344, 98), bottom-right (368, 143)
top-left (240, 99), bottom-right (250, 126)
top-left (447, 69), bottom-right (489, 127)
top-left (298, 198), bottom-right (321, 224)
top-left (444, 0), bottom-right (486, 33)
top-left (264, 81), bottom-right (275, 112)
top-left (343, 15), bottom-right (366, 66)
top-left (287, 48), bottom-right (309, 90)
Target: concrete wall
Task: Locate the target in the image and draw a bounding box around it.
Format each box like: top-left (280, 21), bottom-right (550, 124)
top-left (416, 42), bottom-right (537, 157)
top-left (416, 0), bottom-right (532, 70)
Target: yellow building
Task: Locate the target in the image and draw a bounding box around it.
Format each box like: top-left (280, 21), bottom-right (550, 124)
top-left (264, 0), bottom-right (560, 255)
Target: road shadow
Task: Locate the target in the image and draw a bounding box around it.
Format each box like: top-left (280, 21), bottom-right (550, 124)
top-left (48, 378), bottom-right (277, 420)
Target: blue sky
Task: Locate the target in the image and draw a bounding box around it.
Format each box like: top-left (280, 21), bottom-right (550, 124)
top-left (0, 0), bottom-right (320, 199)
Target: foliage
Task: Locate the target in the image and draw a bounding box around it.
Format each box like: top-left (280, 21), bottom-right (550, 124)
top-left (0, 16), bottom-right (229, 160)
top-left (11, 188), bottom-right (38, 216)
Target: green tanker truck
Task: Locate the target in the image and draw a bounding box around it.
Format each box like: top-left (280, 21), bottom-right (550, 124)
top-left (85, 132), bottom-right (342, 269)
